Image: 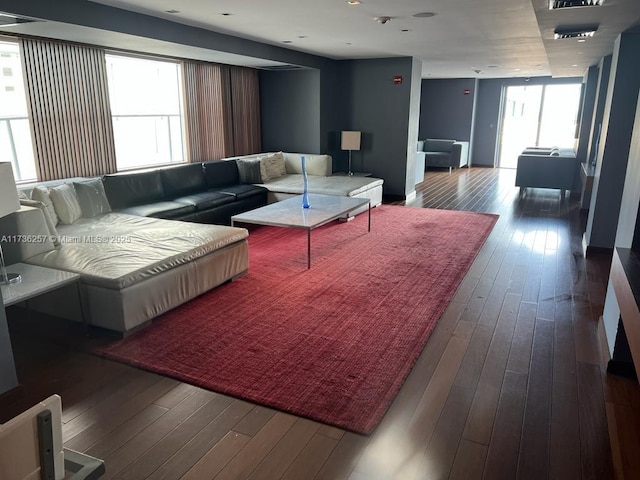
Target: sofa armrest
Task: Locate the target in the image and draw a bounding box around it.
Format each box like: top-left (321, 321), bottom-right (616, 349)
top-left (451, 142), bottom-right (469, 167)
top-left (0, 206), bottom-right (56, 265)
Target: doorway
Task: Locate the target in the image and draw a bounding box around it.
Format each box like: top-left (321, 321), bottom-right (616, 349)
top-left (497, 83), bottom-right (582, 168)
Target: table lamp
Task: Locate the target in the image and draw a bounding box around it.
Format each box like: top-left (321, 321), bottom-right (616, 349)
top-left (0, 162), bottom-right (22, 285)
top-left (341, 131), bottom-right (361, 176)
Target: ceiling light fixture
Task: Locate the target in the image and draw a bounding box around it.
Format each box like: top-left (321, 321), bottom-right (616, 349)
top-left (282, 40), bottom-right (293, 44)
top-left (221, 13), bottom-right (233, 16)
top-left (549, 0), bottom-right (604, 10)
top-left (412, 12), bottom-right (436, 18)
top-left (165, 9), bottom-right (180, 14)
top-left (554, 26), bottom-right (598, 39)
top-left (375, 16), bottom-right (392, 24)
top-left (347, 1), bottom-right (362, 5)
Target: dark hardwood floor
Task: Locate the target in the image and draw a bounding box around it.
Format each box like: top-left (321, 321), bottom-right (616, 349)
top-left (2, 166), bottom-right (640, 479)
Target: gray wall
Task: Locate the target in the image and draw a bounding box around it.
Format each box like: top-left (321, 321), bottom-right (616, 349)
top-left (0, 293), bottom-right (18, 395)
top-left (575, 66), bottom-right (598, 164)
top-left (345, 57), bottom-right (420, 197)
top-left (586, 56), bottom-right (613, 166)
top-left (472, 76), bottom-right (584, 167)
top-left (586, 32), bottom-right (640, 249)
top-left (419, 78), bottom-right (477, 142)
top-left (260, 69), bottom-right (321, 154)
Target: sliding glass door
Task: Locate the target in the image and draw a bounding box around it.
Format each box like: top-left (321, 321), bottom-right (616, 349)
top-left (497, 83), bottom-right (582, 168)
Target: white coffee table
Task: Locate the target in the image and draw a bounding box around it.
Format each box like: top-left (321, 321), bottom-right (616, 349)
top-left (231, 194), bottom-right (371, 268)
top-left (1, 263), bottom-right (82, 309)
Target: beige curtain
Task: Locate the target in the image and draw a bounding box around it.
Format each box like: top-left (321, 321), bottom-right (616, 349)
top-left (183, 62), bottom-right (234, 162)
top-left (183, 62), bottom-right (261, 161)
top-left (20, 38), bottom-right (117, 181)
top-left (229, 66), bottom-right (262, 156)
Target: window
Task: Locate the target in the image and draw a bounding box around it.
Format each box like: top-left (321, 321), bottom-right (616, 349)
top-left (0, 41), bottom-right (36, 182)
top-left (105, 54), bottom-right (186, 171)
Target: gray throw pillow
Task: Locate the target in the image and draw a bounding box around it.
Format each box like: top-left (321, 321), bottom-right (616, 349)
top-left (74, 179), bottom-right (112, 218)
top-left (236, 158), bottom-right (264, 184)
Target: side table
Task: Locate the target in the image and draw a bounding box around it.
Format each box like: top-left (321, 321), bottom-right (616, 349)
top-left (2, 263), bottom-right (83, 314)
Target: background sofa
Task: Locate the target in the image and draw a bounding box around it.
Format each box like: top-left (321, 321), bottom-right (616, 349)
top-left (515, 147), bottom-right (580, 194)
top-left (419, 139), bottom-right (470, 172)
top-left (232, 152), bottom-right (383, 218)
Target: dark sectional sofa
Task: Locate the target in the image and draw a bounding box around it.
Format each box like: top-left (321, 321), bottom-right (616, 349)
top-left (102, 160), bottom-right (268, 225)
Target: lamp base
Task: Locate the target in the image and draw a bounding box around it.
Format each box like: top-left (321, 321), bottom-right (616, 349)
top-left (1, 273), bottom-right (21, 285)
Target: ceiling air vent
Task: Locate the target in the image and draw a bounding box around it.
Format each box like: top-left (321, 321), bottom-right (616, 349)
top-left (554, 26), bottom-right (598, 39)
top-left (549, 0), bottom-right (604, 10)
top-left (0, 12), bottom-right (40, 27)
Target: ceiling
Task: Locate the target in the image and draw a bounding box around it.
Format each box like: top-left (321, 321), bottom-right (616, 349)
top-left (3, 0), bottom-right (640, 78)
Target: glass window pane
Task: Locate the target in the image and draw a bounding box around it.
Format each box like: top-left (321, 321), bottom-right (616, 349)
top-left (0, 41), bottom-right (37, 182)
top-left (538, 84), bottom-right (582, 148)
top-left (105, 54), bottom-right (185, 170)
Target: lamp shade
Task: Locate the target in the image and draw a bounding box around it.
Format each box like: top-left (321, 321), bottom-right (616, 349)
top-left (341, 131), bottom-right (361, 151)
top-left (0, 163), bottom-right (20, 218)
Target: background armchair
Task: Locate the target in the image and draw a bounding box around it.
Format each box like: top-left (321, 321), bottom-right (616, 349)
top-left (420, 139), bottom-right (470, 173)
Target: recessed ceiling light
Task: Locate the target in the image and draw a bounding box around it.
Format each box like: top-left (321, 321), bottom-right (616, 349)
top-left (573, 64), bottom-right (579, 67)
top-left (297, 35), bottom-right (307, 39)
top-left (165, 9), bottom-right (180, 14)
top-left (515, 68), bottom-right (521, 71)
top-left (578, 39), bottom-right (586, 42)
top-left (550, 0), bottom-right (604, 10)
top-left (554, 27), bottom-right (598, 39)
top-left (346, 42), bottom-right (352, 45)
top-left (282, 40), bottom-right (293, 44)
top-left (401, 29), bottom-right (411, 32)
top-left (413, 12), bottom-right (436, 18)
top-left (221, 13), bottom-right (232, 16)
top-left (487, 65), bottom-right (499, 68)
top-left (347, 1), bottom-right (362, 5)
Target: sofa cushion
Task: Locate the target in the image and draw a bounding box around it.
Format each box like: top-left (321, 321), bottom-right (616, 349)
top-left (160, 163), bottom-right (206, 198)
top-left (236, 158), bottom-right (266, 184)
top-left (49, 183), bottom-right (83, 225)
top-left (19, 199), bottom-right (61, 246)
top-left (118, 201), bottom-right (195, 219)
top-left (203, 160), bottom-right (240, 188)
top-left (259, 152), bottom-right (286, 180)
top-left (424, 139), bottom-right (455, 153)
top-left (217, 184), bottom-right (268, 200)
top-left (74, 179), bottom-right (112, 218)
top-left (31, 186), bottom-right (59, 226)
top-left (103, 170), bottom-right (165, 210)
top-left (173, 191), bottom-right (236, 211)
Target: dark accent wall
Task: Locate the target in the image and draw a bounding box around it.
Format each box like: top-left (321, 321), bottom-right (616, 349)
top-left (586, 56), bottom-right (613, 166)
top-left (576, 66), bottom-right (599, 164)
top-left (586, 32), bottom-right (640, 250)
top-left (345, 57), bottom-right (420, 197)
top-left (419, 78), bottom-right (477, 142)
top-left (0, 296), bottom-right (18, 395)
top-left (472, 76), bottom-right (584, 167)
top-left (260, 69), bottom-right (321, 154)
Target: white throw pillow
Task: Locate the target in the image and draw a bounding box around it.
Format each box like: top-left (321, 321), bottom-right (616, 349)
top-left (259, 152), bottom-right (287, 181)
top-left (31, 186), bottom-right (59, 226)
top-left (49, 184), bottom-right (82, 225)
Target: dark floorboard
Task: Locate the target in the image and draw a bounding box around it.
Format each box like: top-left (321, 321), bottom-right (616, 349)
top-left (2, 166), bottom-right (638, 479)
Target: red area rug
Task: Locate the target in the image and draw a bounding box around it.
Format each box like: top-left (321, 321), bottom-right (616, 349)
top-left (95, 205), bottom-right (497, 434)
